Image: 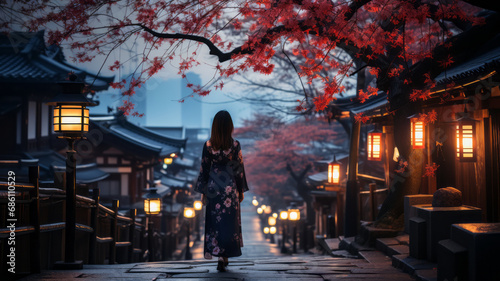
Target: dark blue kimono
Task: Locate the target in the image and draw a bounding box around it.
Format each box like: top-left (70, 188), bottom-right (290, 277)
top-left (194, 139), bottom-right (249, 259)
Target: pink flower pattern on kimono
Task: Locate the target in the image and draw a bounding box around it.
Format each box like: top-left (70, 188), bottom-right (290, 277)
top-left (224, 198), bottom-right (232, 208)
top-left (225, 186), bottom-right (232, 194)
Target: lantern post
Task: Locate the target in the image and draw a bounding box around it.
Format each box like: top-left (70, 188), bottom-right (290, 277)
top-left (288, 203), bottom-right (300, 254)
top-left (193, 200), bottom-right (203, 241)
top-left (279, 210), bottom-right (288, 253)
top-left (143, 188), bottom-right (162, 261)
top-left (51, 74), bottom-right (94, 270)
top-left (268, 216), bottom-right (276, 243)
top-left (183, 207), bottom-right (195, 260)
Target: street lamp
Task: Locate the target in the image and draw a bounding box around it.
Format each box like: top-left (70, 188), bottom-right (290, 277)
top-left (279, 210), bottom-right (288, 253)
top-left (50, 74), bottom-right (95, 270)
top-left (252, 198), bottom-right (259, 206)
top-left (288, 204), bottom-right (300, 253)
top-left (263, 227), bottom-right (270, 234)
top-left (270, 226), bottom-right (277, 244)
top-left (183, 207), bottom-right (195, 260)
top-left (268, 216), bottom-right (276, 244)
top-left (143, 188), bottom-right (162, 261)
top-left (268, 216), bottom-right (276, 226)
top-left (193, 200), bottom-right (203, 241)
top-left (144, 188), bottom-right (162, 215)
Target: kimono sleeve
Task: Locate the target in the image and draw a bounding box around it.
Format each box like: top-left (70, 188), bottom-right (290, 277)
top-left (194, 142), bottom-right (210, 194)
top-left (234, 141), bottom-right (249, 193)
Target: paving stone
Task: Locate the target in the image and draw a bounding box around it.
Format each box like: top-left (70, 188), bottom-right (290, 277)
top-left (286, 269), bottom-right (352, 274)
top-left (323, 273), bottom-right (414, 280)
top-left (358, 250), bottom-right (392, 264)
top-left (157, 279), bottom-right (239, 281)
top-left (332, 250), bottom-right (359, 258)
top-left (237, 264), bottom-right (308, 271)
top-left (244, 278), bottom-right (323, 281)
top-left (17, 202), bottom-right (420, 281)
top-left (128, 267), bottom-right (209, 273)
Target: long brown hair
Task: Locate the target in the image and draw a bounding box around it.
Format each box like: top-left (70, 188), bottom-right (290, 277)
top-left (210, 110), bottom-right (234, 150)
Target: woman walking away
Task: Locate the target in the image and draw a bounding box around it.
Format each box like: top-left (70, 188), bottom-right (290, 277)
top-left (194, 110), bottom-right (249, 272)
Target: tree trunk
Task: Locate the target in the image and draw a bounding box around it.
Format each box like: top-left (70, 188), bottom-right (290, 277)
top-left (374, 81), bottom-right (424, 229)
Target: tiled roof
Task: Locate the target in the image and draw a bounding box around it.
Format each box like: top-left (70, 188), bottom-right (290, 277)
top-left (91, 113), bottom-right (187, 159)
top-left (0, 31), bottom-right (114, 90)
top-left (434, 35), bottom-right (500, 88)
top-left (24, 150), bottom-right (109, 184)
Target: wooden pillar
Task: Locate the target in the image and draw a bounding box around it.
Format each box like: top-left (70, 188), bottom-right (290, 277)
top-left (344, 119), bottom-right (361, 237)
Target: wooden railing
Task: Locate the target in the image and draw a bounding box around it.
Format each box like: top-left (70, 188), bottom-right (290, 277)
top-left (0, 160), bottom-right (182, 275)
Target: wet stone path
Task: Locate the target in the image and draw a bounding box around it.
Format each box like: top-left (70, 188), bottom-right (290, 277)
top-left (19, 199), bottom-right (415, 280)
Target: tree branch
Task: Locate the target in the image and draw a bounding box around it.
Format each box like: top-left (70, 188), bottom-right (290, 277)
top-left (136, 24), bottom-right (250, 62)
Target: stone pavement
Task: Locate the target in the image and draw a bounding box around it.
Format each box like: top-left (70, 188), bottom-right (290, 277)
top-left (18, 199), bottom-right (415, 280)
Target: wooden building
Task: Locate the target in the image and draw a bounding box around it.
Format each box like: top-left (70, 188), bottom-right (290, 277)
top-left (0, 31), bottom-right (112, 186)
top-left (89, 113), bottom-right (187, 208)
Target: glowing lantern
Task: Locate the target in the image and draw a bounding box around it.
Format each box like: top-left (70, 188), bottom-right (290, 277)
top-left (263, 227), bottom-right (270, 234)
top-left (261, 205), bottom-right (267, 210)
top-left (183, 207), bottom-right (195, 218)
top-left (272, 213), bottom-right (278, 218)
top-left (164, 157), bottom-right (173, 165)
top-left (456, 115), bottom-right (477, 162)
top-left (257, 207), bottom-right (263, 214)
top-left (367, 129), bottom-right (383, 161)
top-left (288, 209), bottom-right (300, 221)
top-left (280, 210), bottom-right (288, 220)
top-left (410, 115), bottom-right (425, 149)
top-left (328, 155), bottom-right (341, 185)
top-left (193, 200), bottom-right (203, 211)
top-left (270, 226), bottom-right (277, 234)
top-left (268, 216), bottom-right (276, 226)
top-left (48, 74), bottom-right (94, 137)
top-left (143, 188), bottom-right (161, 215)
top-left (252, 199), bottom-right (259, 206)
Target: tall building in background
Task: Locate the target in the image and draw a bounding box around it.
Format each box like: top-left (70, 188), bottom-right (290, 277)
top-left (181, 72), bottom-right (203, 129)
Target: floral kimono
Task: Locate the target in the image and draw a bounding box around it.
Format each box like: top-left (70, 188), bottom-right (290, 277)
top-left (194, 139), bottom-right (249, 259)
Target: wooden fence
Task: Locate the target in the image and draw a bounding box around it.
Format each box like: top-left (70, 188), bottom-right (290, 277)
top-left (0, 160), bottom-right (183, 275)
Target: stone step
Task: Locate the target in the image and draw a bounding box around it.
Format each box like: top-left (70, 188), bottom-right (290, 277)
top-left (392, 254), bottom-right (436, 276)
top-left (339, 236), bottom-right (373, 255)
top-left (387, 244), bottom-right (410, 257)
top-left (375, 237), bottom-right (400, 255)
top-left (316, 236), bottom-right (340, 254)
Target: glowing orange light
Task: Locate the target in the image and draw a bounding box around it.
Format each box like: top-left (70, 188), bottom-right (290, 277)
top-left (367, 130), bottom-right (382, 161)
top-left (410, 117), bottom-right (425, 149)
top-left (456, 117), bottom-right (476, 162)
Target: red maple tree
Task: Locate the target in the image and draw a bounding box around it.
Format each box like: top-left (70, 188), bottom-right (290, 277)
top-left (235, 113), bottom-right (346, 202)
top-left (1, 0), bottom-right (495, 112)
top-left (2, 0), bottom-right (499, 227)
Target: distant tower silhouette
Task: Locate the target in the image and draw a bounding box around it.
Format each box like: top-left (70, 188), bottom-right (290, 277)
top-left (181, 73), bottom-right (203, 129)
